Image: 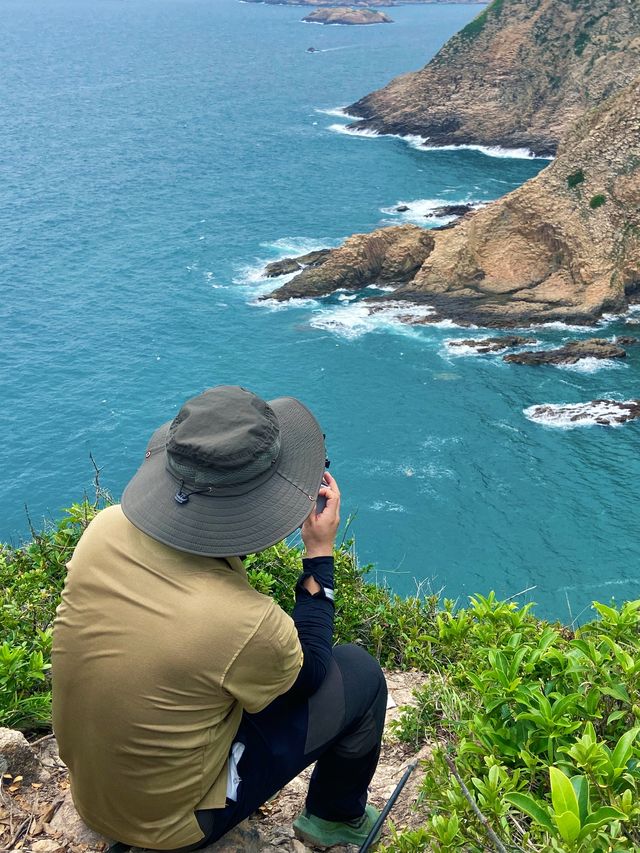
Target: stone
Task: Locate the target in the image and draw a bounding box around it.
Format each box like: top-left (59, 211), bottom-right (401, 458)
top-left (449, 335), bottom-right (536, 353)
top-left (29, 841), bottom-right (67, 853)
top-left (49, 790), bottom-right (108, 847)
top-left (615, 335), bottom-right (639, 345)
top-left (265, 225), bottom-right (434, 301)
top-left (395, 205), bottom-right (409, 212)
top-left (429, 204), bottom-right (474, 218)
top-left (503, 338), bottom-right (626, 365)
top-left (264, 250), bottom-right (330, 279)
top-left (0, 727), bottom-right (44, 781)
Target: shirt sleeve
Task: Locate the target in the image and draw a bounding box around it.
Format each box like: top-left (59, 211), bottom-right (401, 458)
top-left (222, 601), bottom-right (304, 714)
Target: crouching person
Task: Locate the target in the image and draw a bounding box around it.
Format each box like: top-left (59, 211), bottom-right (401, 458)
top-left (52, 386), bottom-right (387, 851)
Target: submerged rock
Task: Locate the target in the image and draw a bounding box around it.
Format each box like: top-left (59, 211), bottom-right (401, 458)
top-left (525, 400), bottom-right (640, 427)
top-left (449, 335), bottom-right (535, 353)
top-left (614, 335), bottom-right (639, 345)
top-left (504, 338), bottom-right (626, 365)
top-left (264, 249), bottom-right (330, 278)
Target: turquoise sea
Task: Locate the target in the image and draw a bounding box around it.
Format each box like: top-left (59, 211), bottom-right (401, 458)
top-left (2, 0), bottom-right (639, 621)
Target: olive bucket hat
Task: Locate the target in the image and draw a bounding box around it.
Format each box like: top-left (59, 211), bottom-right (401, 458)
top-left (121, 386), bottom-right (327, 557)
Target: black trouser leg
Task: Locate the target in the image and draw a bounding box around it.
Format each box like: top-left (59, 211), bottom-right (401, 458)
top-left (305, 644), bottom-right (388, 821)
top-left (180, 644), bottom-right (386, 851)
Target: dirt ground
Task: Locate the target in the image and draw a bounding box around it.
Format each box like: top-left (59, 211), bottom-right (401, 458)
top-left (0, 670), bottom-right (432, 853)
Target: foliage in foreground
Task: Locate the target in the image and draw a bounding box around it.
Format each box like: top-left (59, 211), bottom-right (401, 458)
top-left (2, 502), bottom-right (640, 851)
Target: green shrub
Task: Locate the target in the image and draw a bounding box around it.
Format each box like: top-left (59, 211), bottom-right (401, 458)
top-left (590, 194), bottom-right (606, 209)
top-left (383, 595), bottom-right (640, 852)
top-left (0, 500), bottom-right (100, 730)
top-left (567, 170), bottom-right (585, 188)
top-left (457, 0), bottom-right (505, 42)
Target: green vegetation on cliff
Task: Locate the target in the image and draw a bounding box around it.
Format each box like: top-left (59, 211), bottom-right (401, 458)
top-left (2, 502), bottom-right (639, 850)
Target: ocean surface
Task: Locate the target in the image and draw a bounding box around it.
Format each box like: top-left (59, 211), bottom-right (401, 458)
top-left (2, 0), bottom-right (639, 622)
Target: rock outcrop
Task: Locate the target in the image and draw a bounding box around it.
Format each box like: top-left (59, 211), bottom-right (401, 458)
top-left (267, 76), bottom-right (640, 327)
top-left (265, 224), bottom-right (434, 300)
top-left (525, 400), bottom-right (640, 427)
top-left (449, 335), bottom-right (535, 353)
top-left (264, 249), bottom-right (330, 278)
top-left (347, 0), bottom-right (640, 156)
top-left (503, 338), bottom-right (626, 366)
top-left (303, 7), bottom-right (392, 24)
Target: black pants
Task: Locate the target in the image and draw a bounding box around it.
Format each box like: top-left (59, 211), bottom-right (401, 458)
top-left (174, 644), bottom-right (387, 852)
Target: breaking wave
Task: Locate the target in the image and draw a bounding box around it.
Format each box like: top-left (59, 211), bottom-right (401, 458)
top-left (524, 400), bottom-right (640, 429)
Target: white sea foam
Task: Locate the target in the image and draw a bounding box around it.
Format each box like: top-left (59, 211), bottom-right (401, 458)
top-left (380, 197), bottom-right (484, 226)
top-left (315, 107), bottom-right (359, 118)
top-left (519, 320), bottom-right (596, 332)
top-left (524, 400), bottom-right (639, 429)
top-left (371, 501), bottom-right (406, 513)
top-left (252, 295), bottom-right (321, 312)
top-left (262, 236), bottom-right (336, 255)
top-left (419, 142), bottom-right (551, 160)
top-left (328, 122), bottom-right (381, 139)
top-left (556, 357), bottom-right (626, 374)
top-left (309, 300), bottom-right (437, 340)
top-left (445, 337), bottom-right (540, 356)
top-left (326, 121), bottom-right (551, 160)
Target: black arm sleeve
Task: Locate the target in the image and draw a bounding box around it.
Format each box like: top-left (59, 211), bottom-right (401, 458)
top-left (288, 556), bottom-right (335, 698)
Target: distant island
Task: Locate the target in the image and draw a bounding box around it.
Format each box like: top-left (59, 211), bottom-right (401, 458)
top-left (304, 7), bottom-right (393, 24)
top-left (243, 0), bottom-right (485, 6)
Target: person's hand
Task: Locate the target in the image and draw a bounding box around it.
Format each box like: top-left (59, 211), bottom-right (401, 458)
top-left (301, 471), bottom-right (341, 559)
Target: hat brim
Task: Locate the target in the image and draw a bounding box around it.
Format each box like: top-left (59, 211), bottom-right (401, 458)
top-left (121, 397), bottom-right (326, 557)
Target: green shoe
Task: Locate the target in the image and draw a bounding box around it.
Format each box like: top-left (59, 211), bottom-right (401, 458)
top-left (292, 803), bottom-right (381, 848)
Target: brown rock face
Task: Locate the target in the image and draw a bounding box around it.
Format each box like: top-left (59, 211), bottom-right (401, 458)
top-left (264, 76), bottom-right (640, 325)
top-left (394, 77), bottom-right (640, 326)
top-left (264, 225), bottom-right (434, 300)
top-left (303, 7), bottom-right (392, 24)
top-left (347, 0), bottom-right (640, 156)
top-left (503, 338), bottom-right (626, 365)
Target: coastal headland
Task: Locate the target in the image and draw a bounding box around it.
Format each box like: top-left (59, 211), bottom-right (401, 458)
top-left (263, 0), bottom-right (640, 328)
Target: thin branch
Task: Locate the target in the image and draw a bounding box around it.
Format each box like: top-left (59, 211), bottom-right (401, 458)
top-left (503, 585), bottom-right (537, 603)
top-left (444, 753), bottom-right (508, 853)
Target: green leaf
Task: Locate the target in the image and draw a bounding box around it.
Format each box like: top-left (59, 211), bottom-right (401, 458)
top-left (611, 727), bottom-right (640, 770)
top-left (571, 775), bottom-right (589, 823)
top-left (550, 767), bottom-right (580, 820)
top-left (504, 793), bottom-right (554, 833)
top-left (578, 806), bottom-right (627, 841)
top-left (554, 810), bottom-right (581, 843)
top-left (601, 683), bottom-right (631, 703)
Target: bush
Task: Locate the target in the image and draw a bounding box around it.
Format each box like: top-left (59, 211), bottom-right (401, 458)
top-left (383, 594), bottom-right (640, 852)
top-left (590, 194), bottom-right (606, 209)
top-left (567, 170), bottom-right (585, 188)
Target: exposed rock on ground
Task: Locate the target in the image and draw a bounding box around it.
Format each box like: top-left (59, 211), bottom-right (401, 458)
top-left (525, 400), bottom-right (640, 427)
top-left (303, 8), bottom-right (392, 25)
top-left (347, 0), bottom-right (640, 156)
top-left (264, 225), bottom-right (434, 301)
top-left (428, 204), bottom-right (475, 219)
top-left (448, 335), bottom-right (536, 353)
top-left (503, 338), bottom-right (626, 366)
top-left (264, 250), bottom-right (330, 278)
top-left (268, 76), bottom-right (640, 327)
top-left (0, 672), bottom-right (430, 853)
top-left (614, 336), bottom-right (639, 346)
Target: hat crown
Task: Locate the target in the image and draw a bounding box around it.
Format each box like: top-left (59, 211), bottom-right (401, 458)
top-left (166, 386), bottom-right (281, 487)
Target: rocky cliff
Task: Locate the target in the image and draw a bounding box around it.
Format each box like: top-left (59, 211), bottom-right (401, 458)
top-left (267, 77), bottom-right (640, 327)
top-left (347, 0), bottom-right (640, 156)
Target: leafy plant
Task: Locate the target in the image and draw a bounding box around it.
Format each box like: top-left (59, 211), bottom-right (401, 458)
top-left (590, 194), bottom-right (606, 209)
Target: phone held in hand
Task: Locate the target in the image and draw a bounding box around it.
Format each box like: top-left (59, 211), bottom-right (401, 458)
top-left (316, 478), bottom-right (329, 514)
